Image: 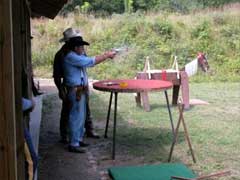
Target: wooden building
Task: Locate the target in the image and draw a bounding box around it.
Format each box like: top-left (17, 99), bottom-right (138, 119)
top-left (0, 0), bottom-right (67, 179)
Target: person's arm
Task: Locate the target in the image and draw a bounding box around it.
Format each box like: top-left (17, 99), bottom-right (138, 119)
top-left (22, 98), bottom-right (35, 112)
top-left (94, 51), bottom-right (116, 65)
top-left (54, 77), bottom-right (67, 100)
top-left (67, 50), bottom-right (116, 67)
top-left (54, 77), bottom-right (62, 91)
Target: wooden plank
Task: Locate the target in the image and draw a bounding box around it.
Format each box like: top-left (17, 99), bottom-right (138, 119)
top-left (12, 0), bottom-right (27, 179)
top-left (0, 0), bottom-right (18, 179)
top-left (137, 72), bottom-right (181, 85)
top-left (136, 72), bottom-right (150, 111)
top-left (180, 71), bottom-right (190, 109)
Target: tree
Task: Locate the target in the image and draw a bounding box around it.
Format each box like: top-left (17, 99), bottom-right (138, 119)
top-left (124, 0), bottom-right (134, 13)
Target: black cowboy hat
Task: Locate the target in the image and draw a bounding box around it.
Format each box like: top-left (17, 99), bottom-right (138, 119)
top-left (68, 36), bottom-right (90, 47)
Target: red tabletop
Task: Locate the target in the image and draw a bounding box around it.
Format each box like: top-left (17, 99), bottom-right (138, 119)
top-left (93, 79), bottom-right (173, 93)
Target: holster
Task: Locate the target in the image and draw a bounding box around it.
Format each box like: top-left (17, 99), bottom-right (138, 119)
top-left (75, 85), bottom-right (88, 101)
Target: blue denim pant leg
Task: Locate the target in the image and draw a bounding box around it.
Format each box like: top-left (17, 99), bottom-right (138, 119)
top-left (68, 89), bottom-right (86, 147)
top-left (78, 93), bottom-right (86, 142)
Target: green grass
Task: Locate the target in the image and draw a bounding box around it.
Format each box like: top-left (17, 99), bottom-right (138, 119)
top-left (90, 82), bottom-right (240, 179)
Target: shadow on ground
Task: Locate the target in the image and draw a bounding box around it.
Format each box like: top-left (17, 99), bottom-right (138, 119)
top-left (38, 91), bottom-right (185, 180)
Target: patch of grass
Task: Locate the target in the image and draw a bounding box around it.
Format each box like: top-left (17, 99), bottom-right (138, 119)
top-left (91, 82), bottom-right (240, 179)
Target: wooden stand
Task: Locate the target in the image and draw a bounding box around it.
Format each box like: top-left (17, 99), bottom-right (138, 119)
top-left (136, 71), bottom-right (190, 111)
top-left (168, 99), bottom-right (196, 163)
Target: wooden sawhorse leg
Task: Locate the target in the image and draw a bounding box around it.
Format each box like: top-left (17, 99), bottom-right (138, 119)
top-left (168, 100), bottom-right (196, 163)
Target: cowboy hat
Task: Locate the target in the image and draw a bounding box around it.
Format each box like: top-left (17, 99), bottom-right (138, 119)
top-left (68, 36), bottom-right (90, 47)
top-left (59, 28), bottom-right (82, 42)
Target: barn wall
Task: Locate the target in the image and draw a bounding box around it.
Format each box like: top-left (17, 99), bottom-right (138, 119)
top-left (0, 0), bottom-right (18, 179)
top-left (0, 0), bottom-right (32, 179)
top-left (0, 0), bottom-right (67, 179)
top-left (12, 0), bottom-right (32, 178)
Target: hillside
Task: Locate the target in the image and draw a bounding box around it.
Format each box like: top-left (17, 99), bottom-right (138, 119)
top-left (31, 3), bottom-right (240, 81)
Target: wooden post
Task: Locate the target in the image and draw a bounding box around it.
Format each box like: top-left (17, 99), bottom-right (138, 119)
top-left (136, 72), bottom-right (150, 111)
top-left (142, 57), bottom-right (151, 111)
top-left (135, 57), bottom-right (151, 111)
top-left (172, 85), bottom-right (180, 105)
top-left (12, 0), bottom-right (29, 178)
top-left (0, 0), bottom-right (18, 179)
top-left (180, 71), bottom-right (190, 109)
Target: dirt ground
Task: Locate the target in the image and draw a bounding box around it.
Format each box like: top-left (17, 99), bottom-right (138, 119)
top-left (38, 79), bottom-right (100, 180)
top-left (37, 79), bottom-right (146, 180)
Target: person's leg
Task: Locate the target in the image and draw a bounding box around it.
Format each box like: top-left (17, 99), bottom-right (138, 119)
top-left (85, 98), bottom-right (93, 132)
top-left (68, 89), bottom-right (86, 153)
top-left (85, 93), bottom-right (100, 138)
top-left (59, 100), bottom-right (70, 143)
top-left (78, 93), bottom-right (87, 142)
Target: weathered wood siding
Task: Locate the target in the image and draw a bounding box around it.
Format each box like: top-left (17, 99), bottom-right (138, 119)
top-left (0, 0), bottom-right (18, 179)
top-left (0, 0), bottom-right (31, 179)
top-left (0, 0), bottom-right (67, 179)
top-left (12, 0), bottom-right (32, 179)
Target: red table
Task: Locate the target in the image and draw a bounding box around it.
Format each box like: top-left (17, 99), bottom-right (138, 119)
top-left (93, 79), bottom-right (174, 159)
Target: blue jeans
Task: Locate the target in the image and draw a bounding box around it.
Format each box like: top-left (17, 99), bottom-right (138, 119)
top-left (68, 89), bottom-right (86, 147)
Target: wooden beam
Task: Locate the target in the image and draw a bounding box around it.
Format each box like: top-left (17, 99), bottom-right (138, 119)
top-left (0, 0), bottom-right (18, 180)
top-left (12, 0), bottom-right (27, 179)
top-left (30, 0), bottom-right (68, 19)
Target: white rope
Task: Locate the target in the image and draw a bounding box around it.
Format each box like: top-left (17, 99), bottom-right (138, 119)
top-left (143, 56), bottom-right (151, 79)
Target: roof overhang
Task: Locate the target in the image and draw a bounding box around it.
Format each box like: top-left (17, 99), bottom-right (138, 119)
top-left (29, 0), bottom-right (68, 19)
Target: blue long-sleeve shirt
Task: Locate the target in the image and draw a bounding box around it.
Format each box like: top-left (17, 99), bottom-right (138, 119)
top-left (63, 51), bottom-right (95, 87)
